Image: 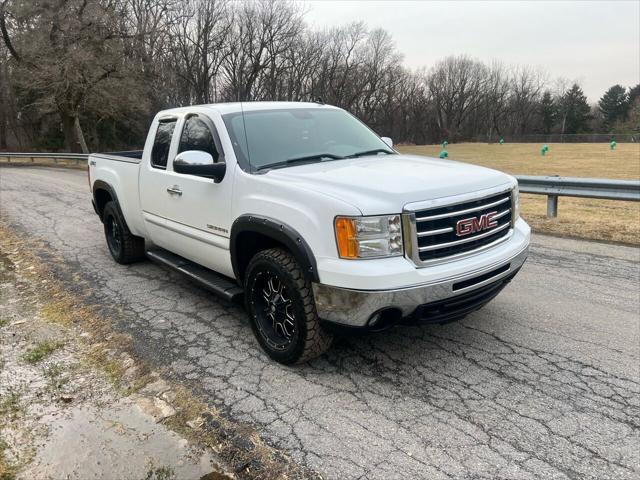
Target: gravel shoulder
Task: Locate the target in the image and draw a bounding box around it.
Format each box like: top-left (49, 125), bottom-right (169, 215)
top-left (0, 247), bottom-right (223, 479)
top-left (0, 227), bottom-right (317, 480)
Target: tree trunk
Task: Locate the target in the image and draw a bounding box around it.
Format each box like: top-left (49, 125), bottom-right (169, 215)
top-left (60, 110), bottom-right (88, 153)
top-left (0, 57), bottom-right (8, 150)
top-left (74, 115), bottom-right (88, 153)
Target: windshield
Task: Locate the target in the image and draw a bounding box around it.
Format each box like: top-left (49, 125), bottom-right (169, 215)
top-left (222, 107), bottom-right (394, 171)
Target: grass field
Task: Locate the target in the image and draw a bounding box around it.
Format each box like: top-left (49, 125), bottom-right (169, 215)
top-left (398, 143), bottom-right (640, 245)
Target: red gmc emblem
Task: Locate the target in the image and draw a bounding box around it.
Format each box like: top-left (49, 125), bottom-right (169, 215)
top-left (456, 211), bottom-right (498, 236)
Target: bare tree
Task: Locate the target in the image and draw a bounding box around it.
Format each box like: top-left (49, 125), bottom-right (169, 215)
top-left (0, 0), bottom-right (148, 152)
top-left (509, 65), bottom-right (546, 134)
top-left (0, 0), bottom-right (612, 151)
top-left (428, 55), bottom-right (488, 140)
top-left (168, 0), bottom-right (231, 104)
top-left (221, 0), bottom-right (303, 101)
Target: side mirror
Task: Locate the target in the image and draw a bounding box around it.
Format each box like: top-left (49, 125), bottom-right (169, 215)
top-left (381, 137), bottom-right (393, 148)
top-left (173, 150), bottom-right (226, 183)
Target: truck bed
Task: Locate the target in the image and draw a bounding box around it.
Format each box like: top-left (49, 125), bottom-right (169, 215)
top-left (90, 150), bottom-right (143, 163)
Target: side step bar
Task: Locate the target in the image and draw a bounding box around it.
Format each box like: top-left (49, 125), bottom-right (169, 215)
top-left (146, 249), bottom-right (244, 303)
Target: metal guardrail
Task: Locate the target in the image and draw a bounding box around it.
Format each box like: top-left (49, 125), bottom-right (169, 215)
top-left (2, 153), bottom-right (639, 219)
top-left (516, 175), bottom-right (640, 217)
top-left (0, 152), bottom-right (89, 164)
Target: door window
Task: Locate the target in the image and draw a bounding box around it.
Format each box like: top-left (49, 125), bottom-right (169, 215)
top-left (151, 119), bottom-right (177, 169)
top-left (178, 115), bottom-right (220, 162)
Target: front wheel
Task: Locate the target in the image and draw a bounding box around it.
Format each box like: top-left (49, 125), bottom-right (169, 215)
top-left (244, 248), bottom-right (333, 364)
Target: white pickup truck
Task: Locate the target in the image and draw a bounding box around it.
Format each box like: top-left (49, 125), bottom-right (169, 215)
top-left (89, 101), bottom-right (530, 364)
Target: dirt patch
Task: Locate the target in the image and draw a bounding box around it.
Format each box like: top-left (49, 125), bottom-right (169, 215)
top-left (0, 223), bottom-right (319, 479)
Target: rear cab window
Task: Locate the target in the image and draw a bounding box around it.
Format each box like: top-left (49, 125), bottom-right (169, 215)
top-left (151, 119), bottom-right (177, 169)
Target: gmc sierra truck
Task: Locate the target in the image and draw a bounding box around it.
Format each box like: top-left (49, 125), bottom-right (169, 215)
top-left (89, 102), bottom-right (530, 364)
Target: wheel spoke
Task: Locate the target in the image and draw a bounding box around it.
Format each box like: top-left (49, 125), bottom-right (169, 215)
top-left (267, 276), bottom-right (277, 295)
top-left (253, 270), bottom-right (296, 347)
top-left (282, 318), bottom-right (294, 338)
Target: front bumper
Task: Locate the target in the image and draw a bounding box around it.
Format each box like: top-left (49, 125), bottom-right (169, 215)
top-left (313, 243), bottom-right (528, 328)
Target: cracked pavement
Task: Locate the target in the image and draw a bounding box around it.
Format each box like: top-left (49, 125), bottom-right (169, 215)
top-left (1, 166), bottom-right (639, 479)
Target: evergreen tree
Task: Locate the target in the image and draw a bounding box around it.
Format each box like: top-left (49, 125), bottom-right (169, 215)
top-left (598, 84), bottom-right (629, 128)
top-left (540, 90), bottom-right (556, 134)
top-left (559, 84), bottom-right (592, 134)
top-left (628, 84), bottom-right (640, 105)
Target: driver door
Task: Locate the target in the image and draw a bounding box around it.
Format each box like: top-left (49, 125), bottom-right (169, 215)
top-left (161, 113), bottom-right (234, 277)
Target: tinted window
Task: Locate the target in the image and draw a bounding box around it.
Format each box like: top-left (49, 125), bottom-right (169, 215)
top-left (222, 108), bottom-right (393, 170)
top-left (151, 120), bottom-right (176, 169)
top-left (178, 116), bottom-right (219, 162)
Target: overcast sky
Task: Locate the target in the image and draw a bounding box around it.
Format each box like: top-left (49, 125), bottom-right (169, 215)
top-left (304, 0), bottom-right (639, 103)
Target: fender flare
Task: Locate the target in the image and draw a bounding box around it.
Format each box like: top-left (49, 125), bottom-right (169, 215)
top-left (92, 180), bottom-right (121, 221)
top-left (230, 215), bottom-right (320, 284)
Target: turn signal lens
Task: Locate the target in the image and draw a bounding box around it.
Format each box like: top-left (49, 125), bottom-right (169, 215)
top-left (335, 217), bottom-right (359, 258)
top-left (335, 215), bottom-right (403, 259)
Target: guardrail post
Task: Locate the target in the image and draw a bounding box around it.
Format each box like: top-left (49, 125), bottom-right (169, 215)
top-left (547, 195), bottom-right (558, 218)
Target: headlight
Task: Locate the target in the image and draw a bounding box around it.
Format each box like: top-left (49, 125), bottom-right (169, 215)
top-left (512, 185), bottom-right (520, 223)
top-left (334, 215), bottom-right (403, 259)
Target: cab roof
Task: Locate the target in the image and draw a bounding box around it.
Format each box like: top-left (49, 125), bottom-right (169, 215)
top-left (158, 101), bottom-right (340, 117)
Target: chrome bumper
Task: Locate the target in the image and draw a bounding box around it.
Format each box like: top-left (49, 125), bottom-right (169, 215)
top-left (312, 246), bottom-right (529, 327)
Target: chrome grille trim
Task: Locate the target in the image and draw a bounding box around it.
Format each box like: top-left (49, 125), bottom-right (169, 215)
top-left (492, 208), bottom-right (511, 220)
top-left (417, 226), bottom-right (454, 237)
top-left (416, 196), bottom-right (510, 222)
top-left (418, 222), bottom-right (510, 252)
top-left (403, 185), bottom-right (516, 267)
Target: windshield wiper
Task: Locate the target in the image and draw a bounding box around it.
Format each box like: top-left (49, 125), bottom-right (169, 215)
top-left (345, 148), bottom-right (395, 158)
top-left (256, 153), bottom-right (344, 171)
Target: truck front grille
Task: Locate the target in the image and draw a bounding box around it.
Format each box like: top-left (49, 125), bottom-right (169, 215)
top-left (407, 189), bottom-right (514, 264)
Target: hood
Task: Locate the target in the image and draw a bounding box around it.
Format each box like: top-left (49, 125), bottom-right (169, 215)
top-left (264, 154), bottom-right (514, 215)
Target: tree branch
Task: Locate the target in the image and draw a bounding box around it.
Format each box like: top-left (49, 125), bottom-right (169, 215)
top-left (0, 0), bottom-right (20, 61)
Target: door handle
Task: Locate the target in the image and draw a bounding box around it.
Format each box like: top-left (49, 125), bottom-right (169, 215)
top-left (166, 185), bottom-right (182, 196)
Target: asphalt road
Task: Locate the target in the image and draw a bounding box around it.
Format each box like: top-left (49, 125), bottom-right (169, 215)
top-left (1, 166), bottom-right (639, 480)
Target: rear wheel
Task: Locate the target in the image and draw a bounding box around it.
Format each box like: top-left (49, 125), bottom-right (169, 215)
top-left (244, 248), bottom-right (333, 364)
top-left (103, 201), bottom-right (145, 264)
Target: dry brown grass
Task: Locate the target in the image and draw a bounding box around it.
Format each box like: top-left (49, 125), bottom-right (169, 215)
top-left (0, 156), bottom-right (85, 170)
top-left (397, 143), bottom-right (640, 179)
top-left (397, 143), bottom-right (640, 245)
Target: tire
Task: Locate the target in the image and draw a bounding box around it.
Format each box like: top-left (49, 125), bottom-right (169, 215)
top-left (244, 248), bottom-right (333, 364)
top-left (102, 201), bottom-right (145, 264)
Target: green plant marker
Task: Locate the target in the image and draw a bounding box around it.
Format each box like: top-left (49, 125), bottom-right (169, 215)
top-left (439, 150), bottom-right (448, 159)
top-left (610, 140), bottom-right (617, 150)
top-left (499, 138), bottom-right (505, 145)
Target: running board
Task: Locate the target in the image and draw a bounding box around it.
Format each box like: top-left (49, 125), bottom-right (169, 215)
top-left (146, 249), bottom-right (244, 303)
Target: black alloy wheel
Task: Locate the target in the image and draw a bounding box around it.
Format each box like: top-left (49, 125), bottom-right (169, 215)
top-left (244, 248), bottom-right (333, 364)
top-left (105, 213), bottom-right (122, 258)
top-left (251, 270), bottom-right (297, 350)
